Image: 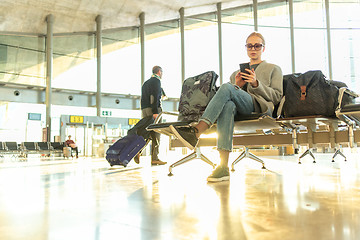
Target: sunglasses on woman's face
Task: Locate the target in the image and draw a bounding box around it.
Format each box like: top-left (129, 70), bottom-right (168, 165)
top-left (245, 43), bottom-right (264, 51)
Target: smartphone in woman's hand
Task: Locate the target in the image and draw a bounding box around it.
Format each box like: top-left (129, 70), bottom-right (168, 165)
top-left (239, 63), bottom-right (250, 74)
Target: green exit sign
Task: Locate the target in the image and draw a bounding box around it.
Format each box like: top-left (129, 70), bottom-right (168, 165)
top-left (102, 110), bottom-right (112, 116)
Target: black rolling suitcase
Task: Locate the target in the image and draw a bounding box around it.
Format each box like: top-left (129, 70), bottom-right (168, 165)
top-left (106, 134), bottom-right (146, 167)
top-left (106, 114), bottom-right (163, 167)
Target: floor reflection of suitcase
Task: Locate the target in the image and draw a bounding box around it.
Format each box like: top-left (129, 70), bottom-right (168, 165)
top-left (63, 147), bottom-right (72, 158)
top-left (106, 134), bottom-right (146, 167)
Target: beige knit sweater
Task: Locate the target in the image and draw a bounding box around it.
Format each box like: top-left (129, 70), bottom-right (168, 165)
top-left (230, 60), bottom-right (283, 115)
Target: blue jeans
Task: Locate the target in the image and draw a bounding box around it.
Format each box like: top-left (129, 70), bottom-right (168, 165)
top-left (200, 83), bottom-right (254, 151)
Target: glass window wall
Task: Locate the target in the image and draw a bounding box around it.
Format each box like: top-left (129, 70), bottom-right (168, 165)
top-left (258, 1), bottom-right (292, 75)
top-left (222, 5), bottom-right (254, 81)
top-left (101, 27), bottom-right (141, 95)
top-left (329, 0), bottom-right (360, 93)
top-left (293, 0), bottom-right (329, 76)
top-left (52, 34), bottom-right (96, 91)
top-left (145, 21), bottom-right (181, 98)
top-left (0, 35), bottom-right (46, 86)
top-left (184, 13), bottom-right (219, 79)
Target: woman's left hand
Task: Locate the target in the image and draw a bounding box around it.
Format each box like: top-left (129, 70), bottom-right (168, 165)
top-left (240, 69), bottom-right (258, 88)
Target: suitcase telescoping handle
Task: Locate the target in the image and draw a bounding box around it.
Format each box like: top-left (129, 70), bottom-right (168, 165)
top-left (128, 143), bottom-right (142, 157)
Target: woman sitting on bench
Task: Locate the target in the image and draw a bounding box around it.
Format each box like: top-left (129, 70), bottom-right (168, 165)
top-left (170, 32), bottom-right (283, 182)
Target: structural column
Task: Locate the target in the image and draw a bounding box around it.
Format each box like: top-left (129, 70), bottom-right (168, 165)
top-left (96, 15), bottom-right (102, 117)
top-left (217, 3), bottom-right (223, 84)
top-left (325, 0), bottom-right (333, 79)
top-left (139, 12), bottom-right (145, 85)
top-left (45, 14), bottom-right (53, 142)
top-left (253, 0), bottom-right (258, 31)
top-left (179, 7), bottom-right (185, 83)
top-left (289, 0), bottom-right (296, 73)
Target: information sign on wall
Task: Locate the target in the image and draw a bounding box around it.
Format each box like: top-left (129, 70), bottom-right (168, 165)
top-left (28, 113), bottom-right (41, 121)
top-left (128, 118), bottom-right (140, 125)
top-left (69, 115), bottom-right (84, 124)
top-left (101, 110), bottom-right (112, 117)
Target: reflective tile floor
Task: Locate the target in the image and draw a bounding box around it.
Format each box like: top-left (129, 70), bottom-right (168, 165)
top-left (0, 148), bottom-right (360, 240)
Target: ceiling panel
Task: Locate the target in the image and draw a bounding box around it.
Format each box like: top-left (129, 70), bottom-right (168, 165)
top-left (0, 0), bottom-right (253, 34)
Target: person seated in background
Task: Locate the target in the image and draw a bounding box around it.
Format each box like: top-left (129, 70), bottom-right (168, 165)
top-left (65, 135), bottom-right (79, 158)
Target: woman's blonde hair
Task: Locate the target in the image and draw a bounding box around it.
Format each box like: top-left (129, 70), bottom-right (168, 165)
top-left (246, 32), bottom-right (265, 45)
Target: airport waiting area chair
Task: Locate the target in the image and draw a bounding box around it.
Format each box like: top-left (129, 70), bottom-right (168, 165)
top-left (147, 76), bottom-right (360, 176)
top-left (0, 141), bottom-right (68, 159)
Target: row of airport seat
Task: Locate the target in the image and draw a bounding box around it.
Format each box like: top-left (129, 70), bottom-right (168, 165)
top-left (0, 141), bottom-right (65, 158)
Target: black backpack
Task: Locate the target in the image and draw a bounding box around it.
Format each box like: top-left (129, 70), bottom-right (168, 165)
top-left (283, 70), bottom-right (339, 117)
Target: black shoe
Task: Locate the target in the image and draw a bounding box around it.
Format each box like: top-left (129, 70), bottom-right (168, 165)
top-left (169, 125), bottom-right (199, 150)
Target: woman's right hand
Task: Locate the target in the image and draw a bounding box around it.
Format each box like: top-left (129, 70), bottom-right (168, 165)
top-left (235, 71), bottom-right (246, 88)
